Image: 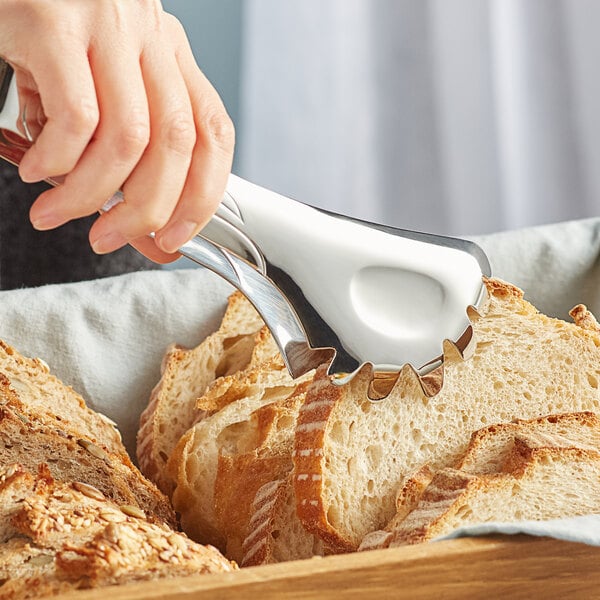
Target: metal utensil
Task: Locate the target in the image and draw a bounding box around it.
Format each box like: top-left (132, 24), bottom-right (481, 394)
top-left (0, 61), bottom-right (491, 396)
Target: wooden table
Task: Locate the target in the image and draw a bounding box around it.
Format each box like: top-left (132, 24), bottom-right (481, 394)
top-left (63, 535), bottom-right (600, 600)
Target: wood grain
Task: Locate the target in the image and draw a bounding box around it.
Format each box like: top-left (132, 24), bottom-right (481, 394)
top-left (60, 536), bottom-right (600, 600)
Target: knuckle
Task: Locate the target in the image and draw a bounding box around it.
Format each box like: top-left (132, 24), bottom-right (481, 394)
top-left (113, 116), bottom-right (150, 161)
top-left (202, 108), bottom-right (235, 152)
top-left (122, 201), bottom-right (170, 235)
top-left (162, 111), bottom-right (196, 157)
top-left (61, 99), bottom-right (99, 137)
top-left (163, 12), bottom-right (186, 37)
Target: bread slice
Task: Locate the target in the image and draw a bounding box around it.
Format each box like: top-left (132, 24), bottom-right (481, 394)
top-left (167, 352), bottom-right (312, 549)
top-left (0, 376), bottom-right (176, 527)
top-left (213, 384), bottom-right (311, 562)
top-left (137, 291), bottom-right (264, 493)
top-left (197, 326), bottom-right (281, 414)
top-left (0, 339), bottom-right (124, 456)
top-left (0, 463), bottom-right (235, 599)
top-left (455, 411), bottom-right (600, 474)
top-left (359, 412), bottom-right (600, 548)
top-left (241, 474), bottom-right (325, 567)
top-left (240, 471), bottom-right (330, 567)
top-left (293, 278), bottom-right (600, 552)
top-left (387, 411), bottom-right (600, 524)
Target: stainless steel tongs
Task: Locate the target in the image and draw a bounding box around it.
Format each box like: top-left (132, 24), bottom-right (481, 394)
top-left (0, 60), bottom-right (491, 395)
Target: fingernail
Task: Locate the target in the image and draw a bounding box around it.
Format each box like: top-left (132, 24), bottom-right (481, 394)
top-left (19, 160), bottom-right (43, 184)
top-left (91, 231), bottom-right (128, 254)
top-left (31, 212), bottom-right (63, 230)
top-left (157, 220), bottom-right (198, 254)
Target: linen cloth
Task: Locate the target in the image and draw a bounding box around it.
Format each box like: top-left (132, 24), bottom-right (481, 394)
top-left (1, 217), bottom-right (600, 545)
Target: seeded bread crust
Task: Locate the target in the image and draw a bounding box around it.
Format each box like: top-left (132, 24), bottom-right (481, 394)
top-left (137, 291), bottom-right (264, 493)
top-left (0, 463), bottom-right (235, 599)
top-left (359, 412), bottom-right (600, 548)
top-left (0, 378), bottom-right (176, 527)
top-left (0, 340), bottom-right (124, 456)
top-left (293, 278), bottom-right (600, 552)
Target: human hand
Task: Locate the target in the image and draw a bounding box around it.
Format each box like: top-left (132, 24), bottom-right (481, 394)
top-left (0, 0), bottom-right (235, 263)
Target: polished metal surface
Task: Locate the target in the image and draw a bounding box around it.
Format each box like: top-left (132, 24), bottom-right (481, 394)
top-left (199, 176), bottom-right (491, 384)
top-left (0, 59), bottom-right (492, 395)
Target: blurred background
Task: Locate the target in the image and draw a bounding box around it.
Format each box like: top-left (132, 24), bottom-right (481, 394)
top-left (164, 0), bottom-right (600, 237)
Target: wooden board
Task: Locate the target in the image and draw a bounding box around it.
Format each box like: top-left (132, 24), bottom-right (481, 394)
top-left (61, 535), bottom-right (600, 600)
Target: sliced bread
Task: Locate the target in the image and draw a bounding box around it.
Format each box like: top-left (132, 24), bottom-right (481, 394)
top-left (137, 291), bottom-right (264, 492)
top-left (0, 375), bottom-right (176, 527)
top-left (213, 383), bottom-right (311, 562)
top-left (0, 463), bottom-right (235, 599)
top-left (167, 353), bottom-right (312, 549)
top-left (388, 410), bottom-right (600, 524)
top-left (359, 411), bottom-right (600, 548)
top-left (0, 339), bottom-right (124, 456)
top-left (293, 278), bottom-right (600, 551)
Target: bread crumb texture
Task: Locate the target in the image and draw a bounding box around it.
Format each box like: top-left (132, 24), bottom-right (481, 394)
top-left (136, 278), bottom-right (600, 566)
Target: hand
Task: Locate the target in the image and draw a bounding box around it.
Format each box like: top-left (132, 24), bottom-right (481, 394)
top-left (0, 0), bottom-right (235, 263)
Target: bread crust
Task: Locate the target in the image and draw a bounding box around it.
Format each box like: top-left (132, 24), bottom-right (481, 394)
top-left (0, 463), bottom-right (235, 598)
top-left (294, 278), bottom-right (600, 551)
top-left (214, 384), bottom-right (310, 562)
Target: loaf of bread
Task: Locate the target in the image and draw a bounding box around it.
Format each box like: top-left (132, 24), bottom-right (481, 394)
top-left (0, 463), bottom-right (235, 599)
top-left (0, 337), bottom-right (236, 598)
top-left (141, 277), bottom-right (600, 564)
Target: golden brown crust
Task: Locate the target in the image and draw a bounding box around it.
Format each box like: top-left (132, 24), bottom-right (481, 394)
top-left (393, 465), bottom-right (436, 522)
top-left (0, 396), bottom-right (176, 528)
top-left (570, 304), bottom-right (600, 333)
top-left (482, 277), bottom-right (524, 300)
top-left (0, 464), bottom-right (235, 597)
top-left (216, 454), bottom-right (291, 562)
top-left (293, 365), bottom-right (355, 554)
top-left (213, 385), bottom-right (309, 562)
top-left (240, 478), bottom-right (287, 567)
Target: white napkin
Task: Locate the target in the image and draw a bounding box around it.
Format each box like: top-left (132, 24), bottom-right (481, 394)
top-left (1, 216), bottom-right (600, 545)
top-left (439, 514), bottom-right (600, 547)
top-left (0, 268), bottom-right (234, 453)
top-left (470, 216), bottom-right (600, 320)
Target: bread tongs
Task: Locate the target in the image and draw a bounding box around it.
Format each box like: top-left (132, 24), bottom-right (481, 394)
top-left (0, 60), bottom-right (491, 397)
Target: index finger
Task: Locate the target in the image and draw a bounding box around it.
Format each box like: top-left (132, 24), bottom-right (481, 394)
top-left (18, 42), bottom-right (99, 184)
